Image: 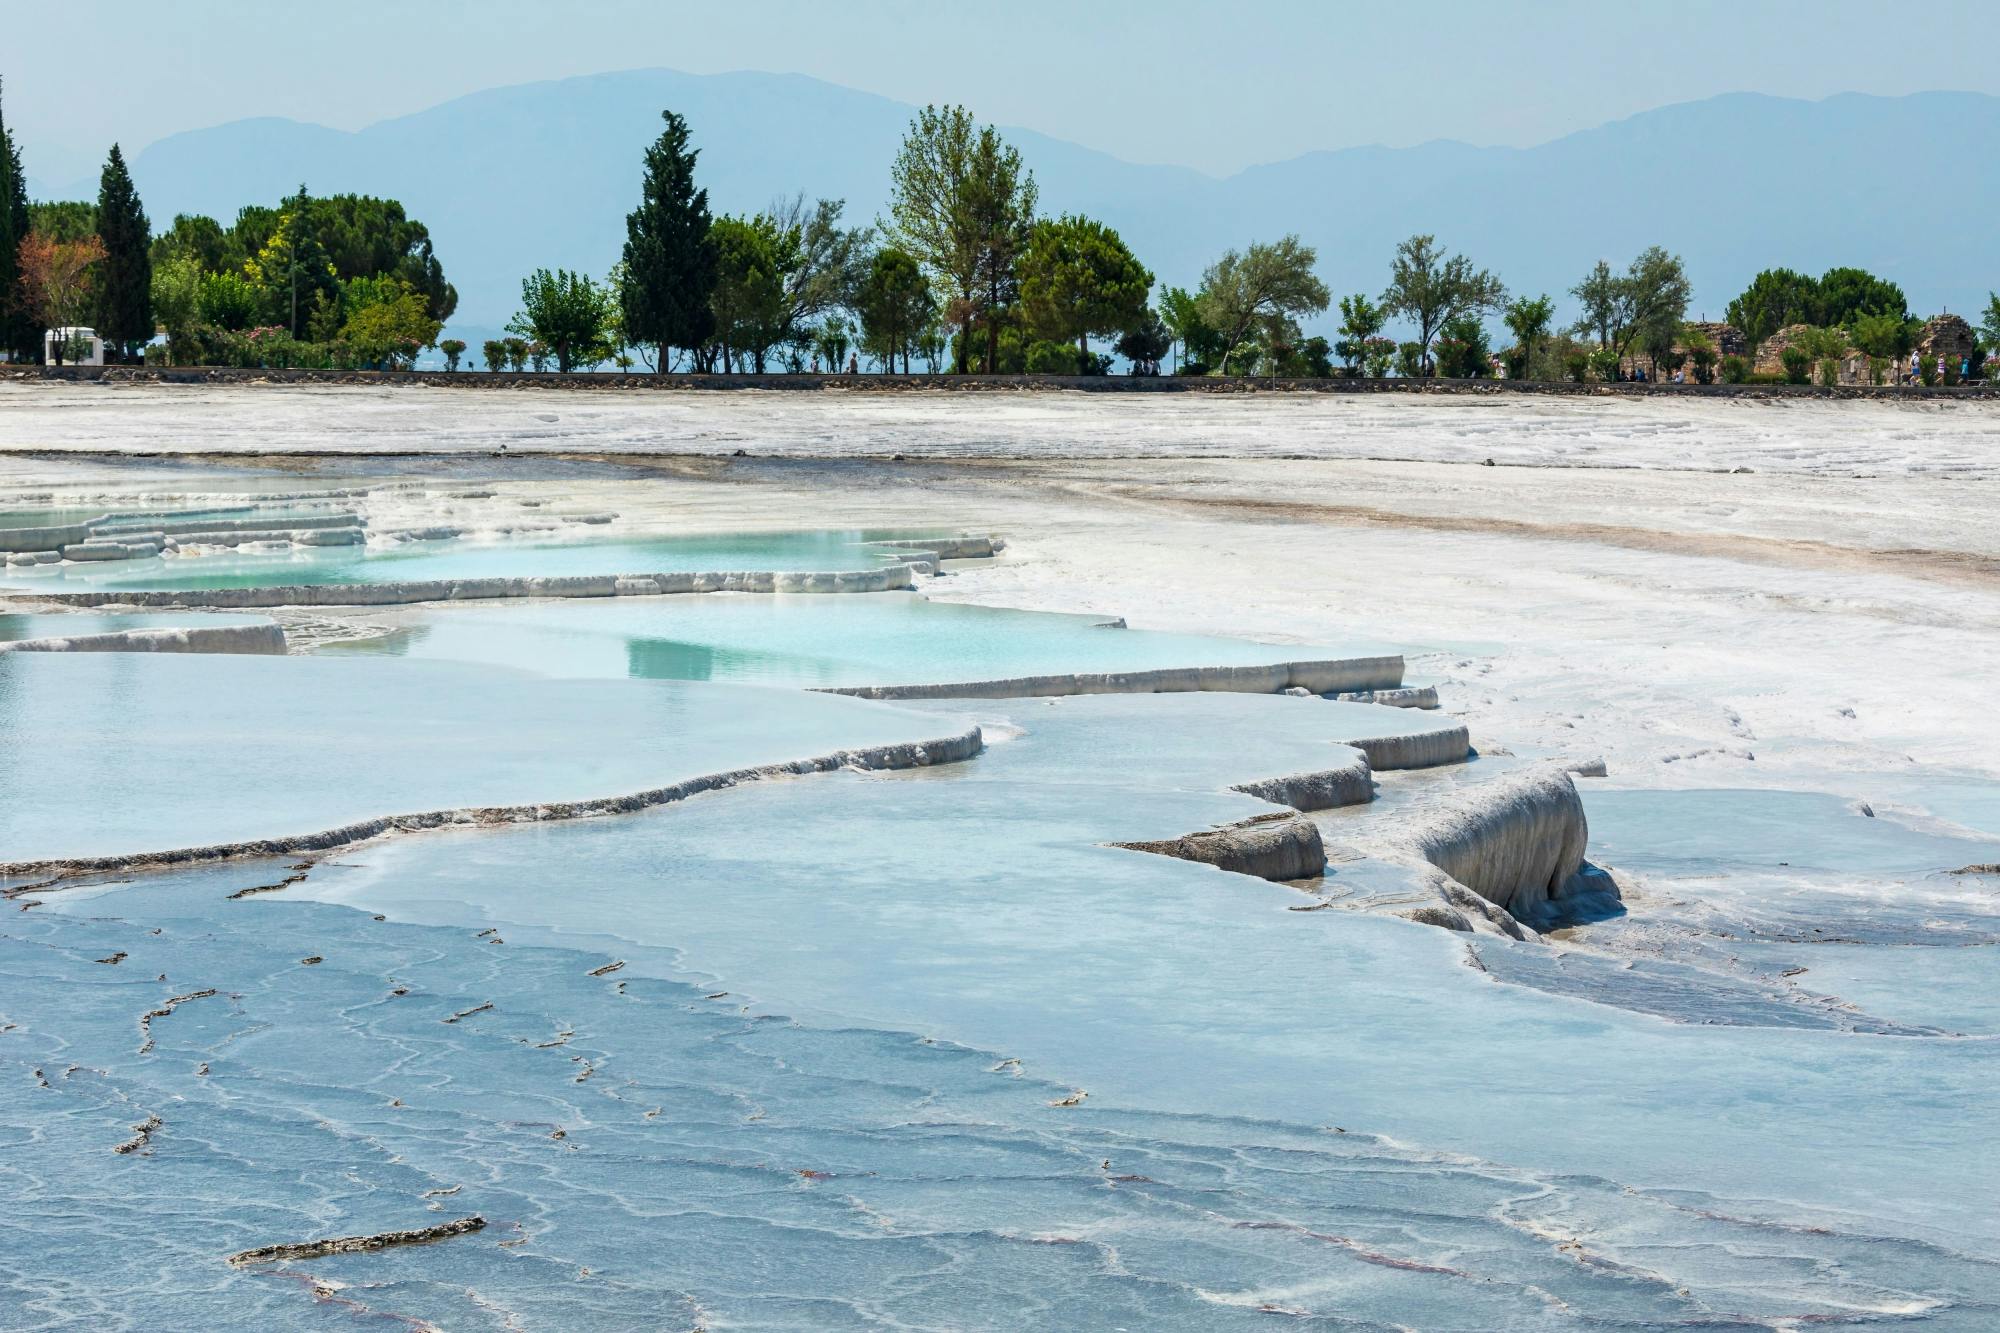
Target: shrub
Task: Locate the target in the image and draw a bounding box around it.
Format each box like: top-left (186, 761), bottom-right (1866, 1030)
top-left (1817, 357), bottom-right (1840, 388)
top-left (1941, 357), bottom-right (1961, 387)
top-left (1587, 348), bottom-right (1621, 382)
top-left (1564, 352), bottom-right (1591, 383)
top-left (1720, 355), bottom-right (1751, 384)
top-left (1918, 354), bottom-right (1938, 387)
top-left (1360, 336), bottom-right (1397, 378)
top-left (1025, 339), bottom-right (1081, 374)
top-left (482, 339), bottom-right (508, 372)
top-left (1395, 341), bottom-right (1425, 377)
top-left (1867, 356), bottom-right (1887, 385)
top-left (1780, 347), bottom-right (1812, 384)
top-left (440, 338), bottom-right (466, 372)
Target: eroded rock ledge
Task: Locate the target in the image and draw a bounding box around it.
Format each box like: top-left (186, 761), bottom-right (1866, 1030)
top-left (1, 725), bottom-right (984, 883)
top-left (1118, 811), bottom-right (1326, 882)
top-left (31, 566), bottom-right (916, 609)
top-left (0, 624), bottom-right (287, 656)
top-left (822, 655), bottom-right (1406, 701)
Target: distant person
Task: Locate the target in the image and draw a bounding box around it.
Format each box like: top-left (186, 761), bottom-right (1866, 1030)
top-left (847, 354), bottom-right (859, 375)
top-left (811, 356), bottom-right (821, 374)
top-left (1909, 350), bottom-right (1921, 384)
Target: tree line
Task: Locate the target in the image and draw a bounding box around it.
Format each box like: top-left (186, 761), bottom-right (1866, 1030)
top-left (0, 81), bottom-right (459, 368)
top-left (6, 79), bottom-right (1998, 380)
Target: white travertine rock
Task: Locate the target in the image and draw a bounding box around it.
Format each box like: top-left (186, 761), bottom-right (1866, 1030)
top-left (1231, 748), bottom-right (1374, 811)
top-left (1333, 723), bottom-right (1471, 770)
top-left (823, 655), bottom-right (1404, 701)
top-left (1117, 811), bottom-right (1326, 882)
top-left (1370, 764), bottom-right (1591, 922)
top-left (0, 623), bottom-right (287, 656)
top-left (32, 564), bottom-right (916, 608)
top-left (1332, 686), bottom-right (1440, 710)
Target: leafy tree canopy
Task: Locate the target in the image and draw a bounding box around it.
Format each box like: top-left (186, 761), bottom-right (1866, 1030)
top-left (1380, 234), bottom-right (1506, 374)
top-left (507, 268), bottom-right (613, 373)
top-left (1195, 235), bottom-right (1329, 375)
top-left (1018, 214), bottom-right (1152, 363)
top-left (621, 110), bottom-right (718, 362)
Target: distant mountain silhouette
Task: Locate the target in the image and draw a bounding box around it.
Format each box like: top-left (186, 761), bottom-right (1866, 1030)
top-left (42, 71), bottom-right (2000, 347)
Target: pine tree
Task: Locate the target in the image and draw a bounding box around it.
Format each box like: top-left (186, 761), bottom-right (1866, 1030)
top-left (620, 110), bottom-right (715, 369)
top-left (0, 79), bottom-right (37, 362)
top-left (93, 144), bottom-right (151, 358)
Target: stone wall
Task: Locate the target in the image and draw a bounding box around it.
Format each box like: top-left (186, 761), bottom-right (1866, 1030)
top-left (5, 364), bottom-right (1994, 398)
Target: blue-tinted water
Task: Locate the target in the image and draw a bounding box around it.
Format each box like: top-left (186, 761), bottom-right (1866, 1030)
top-left (326, 592), bottom-right (1384, 687)
top-left (0, 527), bottom-right (958, 592)
top-left (0, 653), bottom-right (969, 863)
top-left (0, 611), bottom-right (266, 641)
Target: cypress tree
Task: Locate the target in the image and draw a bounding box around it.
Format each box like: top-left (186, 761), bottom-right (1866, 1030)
top-left (620, 110), bottom-right (716, 370)
top-left (0, 79), bottom-right (36, 362)
top-left (93, 144), bottom-right (151, 358)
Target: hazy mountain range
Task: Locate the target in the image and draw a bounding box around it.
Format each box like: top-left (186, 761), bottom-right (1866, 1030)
top-left (34, 70), bottom-right (2000, 347)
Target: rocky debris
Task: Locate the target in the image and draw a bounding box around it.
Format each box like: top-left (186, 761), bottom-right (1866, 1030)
top-left (112, 1113), bottom-right (163, 1156)
top-left (1332, 686), bottom-right (1440, 710)
top-left (587, 960), bottom-right (625, 977)
top-left (225, 1216), bottom-right (486, 1267)
top-left (1916, 314), bottom-right (1977, 370)
top-left (137, 988), bottom-right (218, 1055)
top-left (442, 1002), bottom-right (494, 1025)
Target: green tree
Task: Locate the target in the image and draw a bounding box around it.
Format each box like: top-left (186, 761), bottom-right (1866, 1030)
top-left (481, 338), bottom-right (507, 372)
top-left (0, 79), bottom-right (38, 361)
top-left (92, 145), bottom-right (151, 357)
top-left (1433, 313), bottom-right (1494, 378)
top-left (708, 214), bottom-right (786, 373)
top-left (1380, 234), bottom-right (1506, 375)
top-left (854, 246), bottom-right (934, 373)
top-left (1851, 311), bottom-right (1914, 384)
top-left (506, 268), bottom-right (612, 372)
top-left (1974, 293), bottom-right (2000, 354)
top-left (150, 213), bottom-right (228, 273)
top-left (340, 279), bottom-right (441, 369)
top-left (766, 194), bottom-right (871, 358)
top-left (26, 200), bottom-right (95, 243)
top-left (889, 104), bottom-right (1037, 373)
top-left (1680, 323), bottom-right (1718, 383)
top-left (1570, 260), bottom-right (1621, 348)
top-left (621, 110), bottom-right (717, 370)
top-left (1195, 235), bottom-right (1329, 374)
top-left (1115, 308), bottom-right (1171, 375)
top-left (197, 270), bottom-right (260, 330)
top-left (1017, 214), bottom-right (1152, 369)
top-left (814, 315), bottom-right (852, 373)
top-left (1501, 293), bottom-right (1555, 379)
top-left (1334, 294), bottom-right (1386, 374)
top-left (1793, 325), bottom-right (1850, 386)
top-left (149, 253), bottom-right (202, 362)
top-left (1156, 285), bottom-right (1208, 372)
top-left (1726, 268), bottom-right (1819, 347)
top-left (1576, 247), bottom-right (1690, 361)
top-left (307, 194), bottom-right (455, 321)
top-left (244, 186), bottom-right (339, 338)
top-left (1813, 267), bottom-right (1905, 328)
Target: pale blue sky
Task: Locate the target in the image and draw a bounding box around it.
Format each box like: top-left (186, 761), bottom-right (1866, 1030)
top-left (6, 0), bottom-right (1994, 183)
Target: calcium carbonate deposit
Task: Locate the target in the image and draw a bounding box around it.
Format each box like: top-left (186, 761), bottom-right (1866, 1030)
top-left (2, 385), bottom-right (1995, 1329)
